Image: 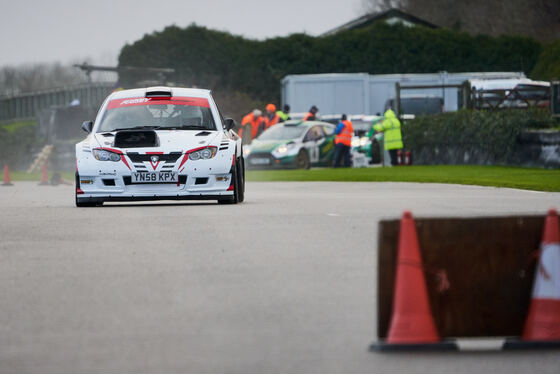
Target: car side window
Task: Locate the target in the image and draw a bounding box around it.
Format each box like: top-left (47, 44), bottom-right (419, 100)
top-left (305, 126), bottom-right (324, 142)
top-left (322, 126), bottom-right (334, 136)
top-left (210, 94), bottom-right (226, 130)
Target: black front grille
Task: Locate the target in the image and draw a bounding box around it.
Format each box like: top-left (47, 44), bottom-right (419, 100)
top-left (126, 152), bottom-right (182, 163)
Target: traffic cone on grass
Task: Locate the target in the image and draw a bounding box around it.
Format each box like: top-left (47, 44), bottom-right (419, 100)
top-left (371, 211), bottom-right (456, 351)
top-left (39, 163), bottom-right (49, 185)
top-left (505, 208), bottom-right (560, 349)
top-left (2, 165), bottom-right (13, 186)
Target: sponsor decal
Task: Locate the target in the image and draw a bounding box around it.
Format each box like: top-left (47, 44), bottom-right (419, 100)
top-left (106, 96), bottom-right (210, 110)
top-left (121, 98), bottom-right (149, 106)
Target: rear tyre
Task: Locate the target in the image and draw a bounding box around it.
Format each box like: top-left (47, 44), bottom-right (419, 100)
top-left (370, 139), bottom-right (381, 164)
top-left (295, 149), bottom-right (310, 169)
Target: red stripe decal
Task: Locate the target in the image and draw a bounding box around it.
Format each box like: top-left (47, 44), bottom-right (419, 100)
top-left (178, 153), bottom-right (189, 169)
top-left (95, 147), bottom-right (123, 155)
top-left (187, 146), bottom-right (207, 153)
top-left (94, 147), bottom-right (130, 170)
top-left (120, 156), bottom-right (131, 170)
top-left (107, 97), bottom-right (210, 110)
top-left (146, 152), bottom-right (163, 170)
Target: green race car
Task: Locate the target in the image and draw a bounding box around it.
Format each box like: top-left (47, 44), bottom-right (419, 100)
top-left (244, 120), bottom-right (336, 169)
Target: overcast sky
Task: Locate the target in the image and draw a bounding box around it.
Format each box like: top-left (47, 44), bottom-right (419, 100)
top-left (0, 0), bottom-right (366, 67)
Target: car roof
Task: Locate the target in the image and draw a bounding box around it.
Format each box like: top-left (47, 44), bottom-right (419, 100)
top-left (108, 86), bottom-right (212, 100)
top-left (469, 78), bottom-right (550, 90)
top-left (282, 120), bottom-right (334, 128)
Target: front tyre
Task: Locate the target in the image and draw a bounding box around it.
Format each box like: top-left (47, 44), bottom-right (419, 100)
top-left (75, 171), bottom-right (102, 207)
top-left (295, 149), bottom-right (310, 169)
top-left (237, 155), bottom-right (245, 203)
top-left (218, 157), bottom-right (241, 205)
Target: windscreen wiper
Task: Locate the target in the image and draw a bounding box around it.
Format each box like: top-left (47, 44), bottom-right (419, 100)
top-left (158, 125), bottom-right (210, 130)
top-left (109, 125), bottom-right (163, 132)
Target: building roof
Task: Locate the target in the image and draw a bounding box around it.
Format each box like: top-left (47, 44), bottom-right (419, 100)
top-left (321, 8), bottom-right (439, 36)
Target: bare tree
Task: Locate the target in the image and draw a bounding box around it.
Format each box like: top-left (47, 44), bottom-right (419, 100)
top-left (361, 0), bottom-right (560, 41)
top-left (0, 63), bottom-right (88, 96)
top-left (361, 0), bottom-right (405, 13)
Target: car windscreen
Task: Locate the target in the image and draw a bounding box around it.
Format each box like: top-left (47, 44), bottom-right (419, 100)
top-left (514, 84), bottom-right (548, 99)
top-left (257, 125), bottom-right (307, 141)
top-left (400, 98), bottom-right (443, 116)
top-left (97, 97), bottom-right (216, 132)
top-left (351, 121), bottom-right (372, 133)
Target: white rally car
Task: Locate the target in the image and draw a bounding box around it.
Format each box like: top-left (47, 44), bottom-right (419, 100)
top-left (75, 86), bottom-right (244, 207)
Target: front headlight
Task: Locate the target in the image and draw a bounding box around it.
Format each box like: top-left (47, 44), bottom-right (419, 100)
top-left (188, 146), bottom-right (217, 160)
top-left (93, 148), bottom-right (121, 162)
top-left (359, 137), bottom-right (369, 146)
top-left (351, 138), bottom-right (360, 147)
top-left (244, 147), bottom-right (251, 156)
top-left (275, 142), bottom-right (296, 154)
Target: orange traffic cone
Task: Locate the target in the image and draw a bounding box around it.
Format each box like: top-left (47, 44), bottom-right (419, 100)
top-left (2, 165), bottom-right (13, 186)
top-left (504, 208), bottom-right (560, 349)
top-left (39, 163), bottom-right (49, 185)
top-left (371, 211), bottom-right (456, 351)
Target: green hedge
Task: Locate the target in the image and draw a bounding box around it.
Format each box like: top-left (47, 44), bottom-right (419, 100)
top-left (0, 121), bottom-right (43, 170)
top-left (402, 109), bottom-right (557, 165)
top-left (118, 23), bottom-right (542, 102)
top-left (531, 41), bottom-right (560, 81)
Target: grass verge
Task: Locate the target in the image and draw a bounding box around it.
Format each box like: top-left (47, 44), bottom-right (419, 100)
top-left (2, 166), bottom-right (558, 192)
top-left (246, 165), bottom-right (560, 192)
top-left (0, 120), bottom-right (37, 133)
top-left (0, 171), bottom-right (75, 183)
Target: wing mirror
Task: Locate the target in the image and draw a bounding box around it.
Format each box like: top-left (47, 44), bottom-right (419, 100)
top-left (224, 118), bottom-right (236, 131)
top-left (81, 121), bottom-right (93, 133)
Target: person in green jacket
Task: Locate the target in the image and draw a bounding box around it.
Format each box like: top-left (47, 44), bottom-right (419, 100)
top-left (276, 104), bottom-right (291, 122)
top-left (373, 109), bottom-right (403, 166)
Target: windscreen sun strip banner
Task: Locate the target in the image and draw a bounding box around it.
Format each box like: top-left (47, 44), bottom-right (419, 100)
top-left (106, 97), bottom-right (210, 110)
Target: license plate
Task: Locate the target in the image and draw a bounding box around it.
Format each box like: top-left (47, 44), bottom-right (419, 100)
top-left (250, 158), bottom-right (270, 165)
top-left (131, 172), bottom-right (178, 183)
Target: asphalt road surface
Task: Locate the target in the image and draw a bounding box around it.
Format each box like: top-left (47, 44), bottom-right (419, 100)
top-left (1, 181), bottom-right (560, 374)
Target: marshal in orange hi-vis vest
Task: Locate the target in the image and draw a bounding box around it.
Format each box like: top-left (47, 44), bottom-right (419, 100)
top-left (335, 120), bottom-right (353, 146)
top-left (241, 113), bottom-right (264, 140)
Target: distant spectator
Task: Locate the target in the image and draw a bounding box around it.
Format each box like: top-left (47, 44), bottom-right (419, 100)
top-left (264, 104), bottom-right (280, 130)
top-left (276, 104), bottom-right (290, 122)
top-left (333, 114), bottom-right (354, 167)
top-left (303, 105), bottom-right (318, 121)
top-left (240, 109), bottom-right (264, 144)
top-left (373, 109), bottom-right (403, 166)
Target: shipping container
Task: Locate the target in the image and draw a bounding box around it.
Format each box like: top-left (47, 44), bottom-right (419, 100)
top-left (281, 72), bottom-right (526, 115)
